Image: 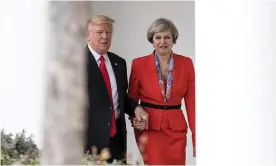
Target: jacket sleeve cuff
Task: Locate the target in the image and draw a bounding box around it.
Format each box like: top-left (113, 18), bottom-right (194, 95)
top-left (192, 134), bottom-right (196, 147)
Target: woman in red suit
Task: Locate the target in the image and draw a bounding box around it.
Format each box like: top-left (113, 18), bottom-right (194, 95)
top-left (128, 18), bottom-right (196, 165)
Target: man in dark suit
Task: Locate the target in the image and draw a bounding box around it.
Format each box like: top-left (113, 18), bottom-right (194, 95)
top-left (85, 15), bottom-right (148, 163)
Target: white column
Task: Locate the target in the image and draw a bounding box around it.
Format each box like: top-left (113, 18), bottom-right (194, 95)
top-left (41, 1), bottom-right (91, 165)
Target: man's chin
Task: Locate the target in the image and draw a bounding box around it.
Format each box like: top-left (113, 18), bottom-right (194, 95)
top-left (99, 48), bottom-right (109, 54)
top-left (100, 47), bottom-right (110, 51)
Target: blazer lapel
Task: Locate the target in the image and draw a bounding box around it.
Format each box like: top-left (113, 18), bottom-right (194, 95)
top-left (171, 53), bottom-right (180, 98)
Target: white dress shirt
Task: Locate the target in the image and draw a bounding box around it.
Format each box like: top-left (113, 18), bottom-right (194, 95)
top-left (88, 44), bottom-right (120, 119)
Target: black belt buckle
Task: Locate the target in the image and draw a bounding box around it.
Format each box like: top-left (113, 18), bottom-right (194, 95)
top-left (164, 105), bottom-right (167, 110)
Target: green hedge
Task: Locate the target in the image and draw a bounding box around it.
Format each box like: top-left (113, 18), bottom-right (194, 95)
top-left (1, 129), bottom-right (40, 165)
top-left (1, 129), bottom-right (135, 165)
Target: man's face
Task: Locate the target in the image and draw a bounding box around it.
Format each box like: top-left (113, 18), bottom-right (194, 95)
top-left (87, 23), bottom-right (112, 55)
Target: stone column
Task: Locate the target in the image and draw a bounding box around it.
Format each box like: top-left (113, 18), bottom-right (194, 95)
top-left (41, 1), bottom-right (91, 165)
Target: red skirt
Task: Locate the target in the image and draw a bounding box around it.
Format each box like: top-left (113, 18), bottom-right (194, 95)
top-left (134, 113), bottom-right (187, 165)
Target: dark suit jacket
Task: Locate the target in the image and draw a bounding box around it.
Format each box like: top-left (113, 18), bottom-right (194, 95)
top-left (85, 45), bottom-right (137, 154)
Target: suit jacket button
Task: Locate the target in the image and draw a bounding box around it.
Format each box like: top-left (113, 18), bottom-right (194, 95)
top-left (110, 106), bottom-right (112, 110)
top-left (108, 123), bottom-right (110, 127)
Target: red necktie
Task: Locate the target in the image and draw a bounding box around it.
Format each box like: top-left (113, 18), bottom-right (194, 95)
top-left (99, 56), bottom-right (116, 137)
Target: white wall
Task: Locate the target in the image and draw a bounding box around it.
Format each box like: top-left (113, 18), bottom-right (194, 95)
top-left (0, 0), bottom-right (45, 149)
top-left (90, 1), bottom-right (195, 165)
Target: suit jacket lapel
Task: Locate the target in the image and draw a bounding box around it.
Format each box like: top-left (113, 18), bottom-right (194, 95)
top-left (87, 46), bottom-right (99, 71)
top-left (86, 46), bottom-right (109, 96)
top-left (171, 53), bottom-right (180, 98)
top-left (107, 53), bottom-right (122, 103)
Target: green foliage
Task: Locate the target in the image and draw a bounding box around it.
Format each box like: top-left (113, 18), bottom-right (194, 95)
top-left (1, 129), bottom-right (141, 165)
top-left (1, 129), bottom-right (40, 165)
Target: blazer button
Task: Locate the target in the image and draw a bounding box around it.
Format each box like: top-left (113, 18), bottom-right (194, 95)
top-left (108, 123), bottom-right (110, 127)
top-left (110, 106), bottom-right (112, 110)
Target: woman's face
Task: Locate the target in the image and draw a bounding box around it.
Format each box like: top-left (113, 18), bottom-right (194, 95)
top-left (152, 30), bottom-right (174, 56)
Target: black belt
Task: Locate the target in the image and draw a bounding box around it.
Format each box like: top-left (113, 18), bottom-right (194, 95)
top-left (140, 102), bottom-right (181, 110)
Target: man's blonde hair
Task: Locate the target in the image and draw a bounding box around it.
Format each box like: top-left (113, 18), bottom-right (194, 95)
top-left (86, 15), bottom-right (115, 36)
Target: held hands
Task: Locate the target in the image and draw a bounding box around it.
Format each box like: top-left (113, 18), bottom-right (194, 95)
top-left (133, 106), bottom-right (148, 130)
top-left (133, 118), bottom-right (148, 130)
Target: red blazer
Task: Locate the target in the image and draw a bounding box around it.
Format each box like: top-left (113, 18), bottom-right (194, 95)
top-left (128, 52), bottom-right (196, 147)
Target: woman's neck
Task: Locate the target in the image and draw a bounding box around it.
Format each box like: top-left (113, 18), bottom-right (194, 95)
top-left (157, 52), bottom-right (171, 64)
